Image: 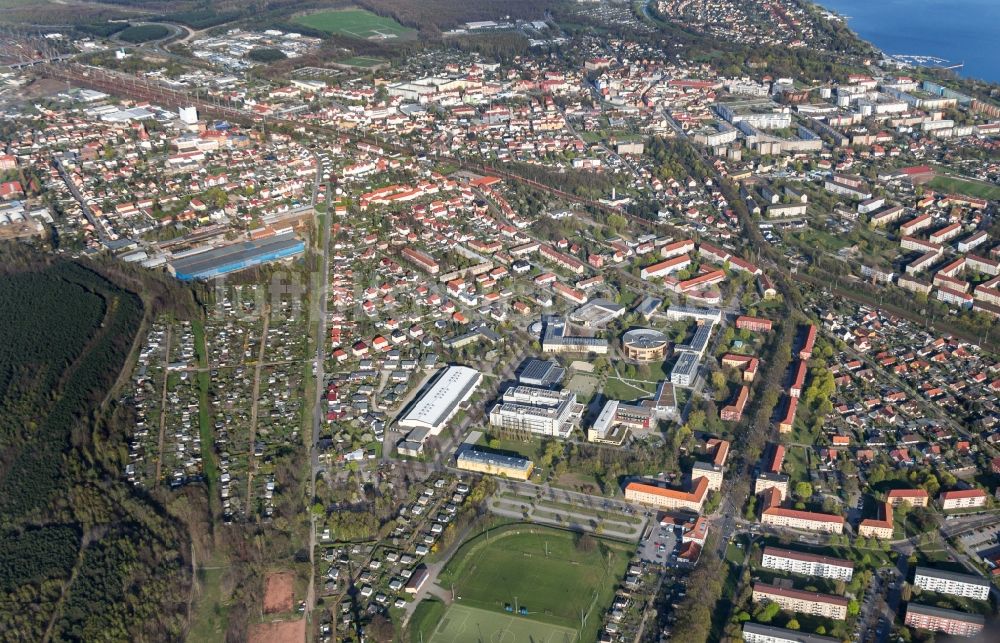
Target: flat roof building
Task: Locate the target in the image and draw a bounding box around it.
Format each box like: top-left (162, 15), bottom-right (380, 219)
top-left (170, 233), bottom-right (305, 280)
top-left (489, 387), bottom-right (582, 439)
top-left (671, 352), bottom-right (701, 387)
top-left (664, 305), bottom-right (723, 325)
top-left (456, 447), bottom-right (533, 480)
top-left (518, 359), bottom-right (566, 388)
top-left (742, 623), bottom-right (839, 643)
top-left (588, 400), bottom-right (630, 446)
top-left (751, 583), bottom-right (848, 620)
top-left (904, 603), bottom-right (985, 637)
top-left (398, 366), bottom-right (481, 435)
top-left (762, 546), bottom-right (854, 581)
top-left (913, 567), bottom-right (990, 600)
top-left (541, 319), bottom-right (609, 354)
top-left (676, 324), bottom-right (714, 356)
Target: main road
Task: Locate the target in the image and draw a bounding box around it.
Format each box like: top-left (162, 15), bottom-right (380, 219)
top-left (304, 154), bottom-right (332, 627)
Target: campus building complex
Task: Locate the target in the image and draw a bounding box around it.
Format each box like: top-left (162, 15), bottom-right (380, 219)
top-left (488, 386), bottom-right (583, 439)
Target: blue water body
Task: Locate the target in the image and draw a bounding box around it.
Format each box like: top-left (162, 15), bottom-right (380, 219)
top-left (815, 0), bottom-right (1000, 84)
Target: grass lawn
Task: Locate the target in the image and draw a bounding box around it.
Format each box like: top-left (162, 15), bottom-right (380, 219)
top-left (338, 55), bottom-right (387, 68)
top-left (782, 444), bottom-right (811, 486)
top-left (478, 435), bottom-right (541, 461)
top-left (928, 175), bottom-right (1000, 201)
top-left (411, 598), bottom-right (447, 642)
top-left (603, 376), bottom-right (655, 400)
top-left (429, 604), bottom-right (577, 643)
top-left (188, 557), bottom-right (230, 641)
top-left (293, 9), bottom-right (415, 40)
top-left (565, 372), bottom-right (599, 398)
top-left (788, 227), bottom-right (851, 253)
top-left (436, 525), bottom-right (630, 641)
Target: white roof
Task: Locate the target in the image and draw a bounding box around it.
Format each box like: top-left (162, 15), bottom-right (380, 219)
top-left (398, 366), bottom-right (480, 432)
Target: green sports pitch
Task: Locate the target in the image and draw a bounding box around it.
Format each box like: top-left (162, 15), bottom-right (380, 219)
top-left (429, 604), bottom-right (576, 643)
top-left (432, 525), bottom-right (630, 642)
top-left (292, 8), bottom-right (415, 40)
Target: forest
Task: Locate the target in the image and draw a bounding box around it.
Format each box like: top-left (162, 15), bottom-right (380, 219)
top-left (0, 250), bottom-right (197, 642)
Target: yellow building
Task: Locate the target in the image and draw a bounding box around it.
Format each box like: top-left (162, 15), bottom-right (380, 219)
top-left (752, 583), bottom-right (848, 620)
top-left (456, 448), bottom-right (533, 480)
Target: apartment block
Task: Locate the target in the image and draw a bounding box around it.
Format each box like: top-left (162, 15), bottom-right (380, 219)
top-left (761, 547), bottom-right (854, 581)
top-left (751, 583), bottom-right (848, 620)
top-left (904, 603), bottom-right (985, 637)
top-left (742, 623), bottom-right (838, 643)
top-left (939, 489), bottom-right (987, 511)
top-left (913, 567), bottom-right (990, 600)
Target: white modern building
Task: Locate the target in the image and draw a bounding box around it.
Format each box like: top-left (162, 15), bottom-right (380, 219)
top-left (488, 386), bottom-right (583, 439)
top-left (670, 352), bottom-right (701, 387)
top-left (913, 567), bottom-right (990, 600)
top-left (397, 365), bottom-right (481, 435)
top-left (761, 547), bottom-right (854, 581)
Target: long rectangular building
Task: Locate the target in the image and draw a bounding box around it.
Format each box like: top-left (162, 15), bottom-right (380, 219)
top-left (904, 603), bottom-right (985, 637)
top-left (742, 623), bottom-right (839, 643)
top-left (751, 583), bottom-right (848, 620)
top-left (761, 547), bottom-right (854, 581)
top-left (625, 478), bottom-right (708, 513)
top-left (456, 447), bottom-right (533, 481)
top-left (940, 489), bottom-right (987, 511)
top-left (913, 567), bottom-right (990, 600)
top-left (170, 233), bottom-right (305, 280)
top-left (762, 505), bottom-right (844, 534)
top-left (397, 366), bottom-right (481, 434)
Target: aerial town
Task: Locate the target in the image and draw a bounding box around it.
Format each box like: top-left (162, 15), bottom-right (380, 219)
top-left (1, 1), bottom-right (999, 642)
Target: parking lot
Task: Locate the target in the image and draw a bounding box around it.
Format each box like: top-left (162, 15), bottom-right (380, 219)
top-left (639, 519), bottom-right (680, 564)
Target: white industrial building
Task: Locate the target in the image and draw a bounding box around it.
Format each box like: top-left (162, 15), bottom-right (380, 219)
top-left (397, 365), bottom-right (481, 434)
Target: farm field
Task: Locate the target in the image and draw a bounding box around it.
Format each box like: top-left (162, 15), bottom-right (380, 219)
top-left (429, 604), bottom-right (576, 643)
top-left (435, 525), bottom-right (630, 642)
top-left (293, 8), bottom-right (415, 40)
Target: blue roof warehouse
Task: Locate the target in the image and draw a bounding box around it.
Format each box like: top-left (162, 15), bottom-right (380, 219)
top-left (169, 232), bottom-right (305, 280)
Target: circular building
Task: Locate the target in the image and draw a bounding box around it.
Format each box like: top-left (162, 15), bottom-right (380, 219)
top-left (621, 328), bottom-right (669, 362)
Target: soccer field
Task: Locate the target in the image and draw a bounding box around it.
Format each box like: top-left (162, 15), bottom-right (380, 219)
top-left (293, 9), bottom-right (415, 40)
top-left (927, 175), bottom-right (1000, 201)
top-left (435, 525), bottom-right (629, 640)
top-left (429, 604), bottom-right (577, 643)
